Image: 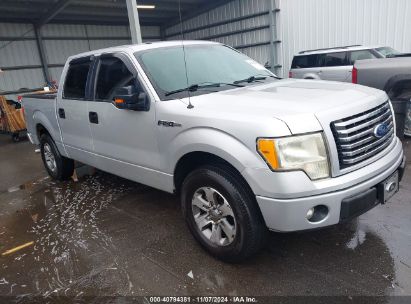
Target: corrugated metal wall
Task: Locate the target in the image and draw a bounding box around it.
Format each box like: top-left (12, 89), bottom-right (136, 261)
top-left (165, 0), bottom-right (411, 78)
top-left (165, 0), bottom-right (276, 70)
top-left (0, 23), bottom-right (160, 92)
top-left (2, 0), bottom-right (410, 92)
top-left (278, 0), bottom-right (411, 76)
top-left (0, 23), bottom-right (43, 93)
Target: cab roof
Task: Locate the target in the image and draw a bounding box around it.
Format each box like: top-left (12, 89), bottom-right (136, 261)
top-left (67, 40), bottom-right (220, 61)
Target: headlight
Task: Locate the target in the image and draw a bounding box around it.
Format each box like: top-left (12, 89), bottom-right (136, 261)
top-left (257, 133), bottom-right (330, 180)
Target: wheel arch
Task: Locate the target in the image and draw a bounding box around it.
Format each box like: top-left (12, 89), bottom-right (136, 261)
top-left (174, 151), bottom-right (252, 195)
top-left (32, 111), bottom-right (57, 143)
top-left (36, 123), bottom-right (50, 140)
top-left (168, 128), bottom-right (267, 193)
top-left (383, 74), bottom-right (411, 99)
top-left (32, 111), bottom-right (68, 157)
top-left (303, 73), bottom-right (320, 80)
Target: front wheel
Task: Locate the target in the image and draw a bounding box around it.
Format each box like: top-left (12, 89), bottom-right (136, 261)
top-left (181, 165), bottom-right (267, 262)
top-left (40, 134), bottom-right (74, 180)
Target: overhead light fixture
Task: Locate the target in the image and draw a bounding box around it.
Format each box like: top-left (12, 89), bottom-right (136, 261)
top-left (137, 4), bottom-right (155, 9)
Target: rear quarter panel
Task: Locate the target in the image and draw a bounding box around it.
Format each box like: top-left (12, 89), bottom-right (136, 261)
top-left (22, 95), bottom-right (64, 150)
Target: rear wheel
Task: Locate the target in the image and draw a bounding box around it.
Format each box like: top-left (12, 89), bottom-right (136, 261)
top-left (40, 134), bottom-right (74, 180)
top-left (181, 165), bottom-right (266, 262)
top-left (11, 133), bottom-right (20, 142)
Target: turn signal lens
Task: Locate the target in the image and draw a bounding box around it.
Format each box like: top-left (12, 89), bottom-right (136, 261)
top-left (115, 98), bottom-right (125, 104)
top-left (257, 139), bottom-right (279, 170)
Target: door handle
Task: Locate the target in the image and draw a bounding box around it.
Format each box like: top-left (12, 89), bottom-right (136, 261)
top-left (58, 108), bottom-right (65, 119)
top-left (89, 111), bottom-right (99, 124)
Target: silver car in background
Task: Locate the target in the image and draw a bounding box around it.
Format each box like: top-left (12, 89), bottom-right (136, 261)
top-left (289, 45), bottom-right (401, 82)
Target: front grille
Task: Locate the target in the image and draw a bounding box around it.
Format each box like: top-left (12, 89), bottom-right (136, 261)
top-left (331, 101), bottom-right (394, 169)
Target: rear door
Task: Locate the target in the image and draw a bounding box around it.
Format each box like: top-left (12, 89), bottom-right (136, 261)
top-left (86, 53), bottom-right (161, 186)
top-left (317, 51), bottom-right (352, 82)
top-left (57, 56), bottom-right (94, 162)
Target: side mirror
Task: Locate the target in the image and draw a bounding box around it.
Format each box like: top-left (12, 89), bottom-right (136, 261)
top-left (112, 86), bottom-right (150, 111)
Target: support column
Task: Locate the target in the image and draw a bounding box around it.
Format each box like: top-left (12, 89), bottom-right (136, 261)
top-left (268, 0), bottom-right (280, 74)
top-left (34, 25), bottom-right (50, 83)
top-left (160, 26), bottom-right (166, 41)
top-left (126, 0), bottom-right (143, 44)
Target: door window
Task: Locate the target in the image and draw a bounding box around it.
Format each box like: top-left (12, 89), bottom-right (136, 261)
top-left (63, 60), bottom-right (92, 99)
top-left (95, 57), bottom-right (137, 101)
top-left (349, 50), bottom-right (377, 64)
top-left (319, 52), bottom-right (349, 67)
top-left (291, 54), bottom-right (319, 69)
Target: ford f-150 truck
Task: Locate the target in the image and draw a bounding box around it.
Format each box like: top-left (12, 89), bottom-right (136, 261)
top-left (23, 41), bottom-right (406, 262)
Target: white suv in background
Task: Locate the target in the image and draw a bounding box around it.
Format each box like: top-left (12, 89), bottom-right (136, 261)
top-left (289, 45), bottom-right (401, 82)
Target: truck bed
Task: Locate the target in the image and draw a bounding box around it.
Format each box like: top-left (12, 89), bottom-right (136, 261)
top-left (354, 57), bottom-right (411, 91)
top-left (24, 92), bottom-right (57, 100)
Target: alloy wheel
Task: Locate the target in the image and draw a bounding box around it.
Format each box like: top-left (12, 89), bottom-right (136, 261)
top-left (191, 187), bottom-right (237, 246)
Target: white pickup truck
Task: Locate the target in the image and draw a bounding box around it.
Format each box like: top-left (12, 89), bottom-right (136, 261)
top-left (23, 41), bottom-right (406, 262)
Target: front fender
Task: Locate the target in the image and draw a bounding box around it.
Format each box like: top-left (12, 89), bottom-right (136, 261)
top-left (165, 127), bottom-right (268, 175)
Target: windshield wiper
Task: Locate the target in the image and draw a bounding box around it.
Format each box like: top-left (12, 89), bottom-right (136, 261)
top-left (165, 82), bottom-right (244, 97)
top-left (233, 74), bottom-right (281, 84)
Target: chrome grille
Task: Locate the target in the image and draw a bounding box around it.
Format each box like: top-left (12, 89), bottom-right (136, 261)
top-left (331, 102), bottom-right (394, 169)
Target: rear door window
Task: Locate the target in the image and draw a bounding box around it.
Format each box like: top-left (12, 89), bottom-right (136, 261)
top-left (94, 56), bottom-right (136, 101)
top-left (319, 52), bottom-right (349, 67)
top-left (349, 50), bottom-right (377, 64)
top-left (291, 54), bottom-right (319, 69)
top-left (63, 59), bottom-right (92, 99)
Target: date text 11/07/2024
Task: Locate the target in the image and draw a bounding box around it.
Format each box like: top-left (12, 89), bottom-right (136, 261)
top-left (147, 296), bottom-right (258, 303)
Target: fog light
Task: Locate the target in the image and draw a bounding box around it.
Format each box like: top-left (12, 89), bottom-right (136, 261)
top-left (306, 208), bottom-right (314, 220)
top-left (306, 205), bottom-right (329, 223)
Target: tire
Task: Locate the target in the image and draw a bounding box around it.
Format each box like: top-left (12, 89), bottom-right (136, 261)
top-left (40, 134), bottom-right (74, 180)
top-left (12, 133), bottom-right (20, 142)
top-left (181, 164), bottom-right (267, 262)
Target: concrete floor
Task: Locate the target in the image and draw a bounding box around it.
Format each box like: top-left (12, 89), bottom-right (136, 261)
top-left (0, 134), bottom-right (410, 301)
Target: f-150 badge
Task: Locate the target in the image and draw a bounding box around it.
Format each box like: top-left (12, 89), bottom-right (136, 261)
top-left (158, 120), bottom-right (182, 127)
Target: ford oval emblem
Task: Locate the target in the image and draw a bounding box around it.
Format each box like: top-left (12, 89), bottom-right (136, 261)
top-left (374, 123), bottom-right (389, 138)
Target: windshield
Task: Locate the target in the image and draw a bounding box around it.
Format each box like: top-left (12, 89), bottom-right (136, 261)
top-left (375, 47), bottom-right (401, 57)
top-left (135, 44), bottom-right (275, 100)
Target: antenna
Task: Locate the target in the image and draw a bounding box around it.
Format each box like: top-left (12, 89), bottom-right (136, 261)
top-left (178, 0), bottom-right (194, 109)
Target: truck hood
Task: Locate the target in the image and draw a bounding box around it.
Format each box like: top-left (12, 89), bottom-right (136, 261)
top-left (189, 79), bottom-right (387, 134)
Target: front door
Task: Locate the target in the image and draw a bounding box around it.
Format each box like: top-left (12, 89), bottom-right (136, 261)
top-left (86, 53), bottom-right (161, 187)
top-left (57, 57), bottom-right (94, 163)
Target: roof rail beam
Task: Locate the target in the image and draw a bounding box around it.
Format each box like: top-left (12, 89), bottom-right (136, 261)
top-left (299, 45), bottom-right (362, 54)
top-left (36, 0), bottom-right (74, 27)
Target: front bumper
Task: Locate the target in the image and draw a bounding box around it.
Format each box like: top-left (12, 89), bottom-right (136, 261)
top-left (254, 141), bottom-right (405, 232)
